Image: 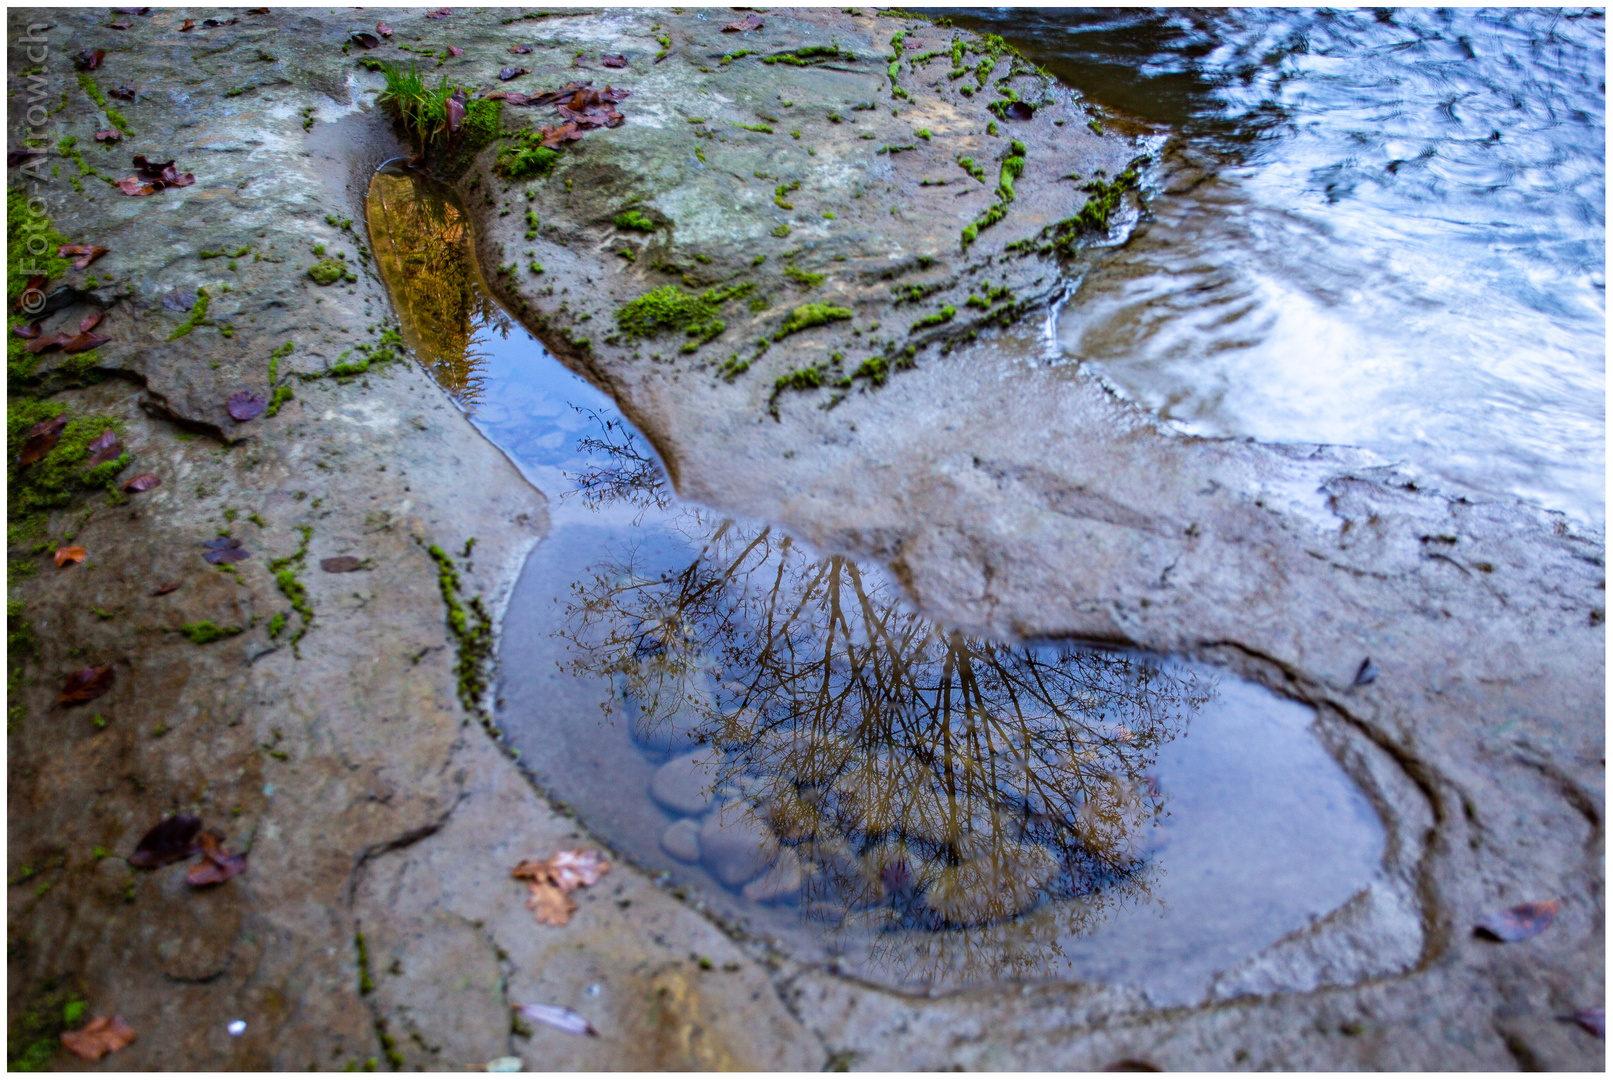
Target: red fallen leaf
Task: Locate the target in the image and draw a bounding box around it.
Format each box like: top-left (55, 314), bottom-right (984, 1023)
top-left (128, 813), bottom-right (202, 867)
top-left (61, 1015), bottom-right (136, 1061)
top-left (58, 244), bottom-right (109, 270)
top-left (376, 21), bottom-right (393, 35)
top-left (55, 546), bottom-right (87, 567)
top-left (511, 44), bottom-right (532, 54)
top-left (13, 321), bottom-right (41, 339)
top-left (601, 54), bottom-right (627, 68)
top-left (74, 48), bottom-right (107, 71)
top-left (722, 13), bottom-right (763, 32)
top-left (116, 177), bottom-right (158, 196)
top-left (320, 556), bottom-right (364, 573)
top-left (186, 828), bottom-right (247, 886)
top-left (123, 472), bottom-right (161, 493)
top-left (18, 274), bottom-right (46, 308)
top-left (118, 155), bottom-right (196, 196)
top-left (109, 85), bottom-right (137, 101)
top-left (201, 17), bottom-right (237, 28)
top-left (85, 428), bottom-right (122, 466)
top-left (227, 391), bottom-right (267, 421)
top-left (18, 415), bottom-right (68, 465)
top-left (109, 20), bottom-right (131, 30)
top-left (447, 45), bottom-right (463, 57)
top-left (539, 122), bottom-right (586, 149)
top-left (446, 95), bottom-right (464, 133)
top-left (94, 128), bottom-right (122, 143)
top-left (151, 582), bottom-right (180, 596)
top-left (179, 18), bottom-right (194, 31)
top-left (349, 31), bottom-right (380, 49)
top-left (58, 666), bottom-right (115, 706)
top-left (79, 311), bottom-right (103, 334)
top-left (24, 333), bottom-right (69, 355)
top-left (1475, 899), bottom-right (1560, 942)
top-left (425, 8), bottom-right (452, 18)
top-left (202, 538), bottom-right (250, 564)
top-left (61, 332), bottom-right (110, 355)
top-left (496, 92), bottom-right (528, 105)
top-left (498, 66), bottom-right (530, 81)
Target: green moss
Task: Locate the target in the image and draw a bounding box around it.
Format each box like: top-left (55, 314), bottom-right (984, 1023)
top-left (614, 282), bottom-right (753, 352)
top-left (910, 305), bottom-right (955, 331)
top-left (376, 63), bottom-right (501, 178)
top-left (732, 122), bottom-right (775, 134)
top-left (719, 354), bottom-right (750, 381)
top-left (773, 303), bottom-right (852, 340)
top-left (199, 245), bottom-right (250, 260)
top-left (784, 265), bottom-right (825, 288)
top-left (773, 180), bottom-right (800, 210)
top-left (8, 402), bottom-right (128, 543)
top-left (355, 932), bottom-right (375, 995)
top-left (265, 385), bottom-right (294, 417)
top-left (160, 286), bottom-right (211, 342)
top-left (269, 525), bottom-right (313, 656)
top-left (308, 259), bottom-right (344, 286)
top-left (180, 620), bottom-right (243, 645)
top-left (613, 209), bottom-right (656, 232)
top-left (761, 45), bottom-right (845, 67)
top-left (7, 979), bottom-right (86, 1071)
top-left (496, 131), bottom-right (560, 181)
top-left (1006, 156), bottom-right (1147, 257)
top-left (424, 541), bottom-right (495, 727)
top-left (268, 612), bottom-right (287, 638)
top-left (770, 223), bottom-right (792, 238)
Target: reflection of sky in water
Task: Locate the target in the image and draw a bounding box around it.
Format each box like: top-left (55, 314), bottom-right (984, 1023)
top-left (369, 168), bottom-right (1389, 1000)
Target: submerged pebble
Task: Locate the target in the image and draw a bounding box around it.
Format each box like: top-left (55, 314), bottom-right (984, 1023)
top-left (660, 817), bottom-right (702, 863)
top-left (649, 749), bottom-right (725, 816)
top-left (699, 803), bottom-right (780, 886)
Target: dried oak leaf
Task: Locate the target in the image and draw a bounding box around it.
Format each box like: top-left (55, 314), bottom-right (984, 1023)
top-left (498, 66), bottom-right (530, 81)
top-left (601, 54), bottom-right (627, 68)
top-left (109, 20), bottom-right (131, 31)
top-left (24, 332), bottom-right (68, 354)
top-left (722, 13), bottom-right (763, 32)
top-left (539, 122), bottom-right (585, 149)
top-left (74, 49), bottom-right (107, 71)
top-left (151, 582), bottom-right (180, 596)
top-left (18, 415), bottom-right (68, 466)
top-left (55, 546), bottom-right (87, 567)
top-left (79, 311), bottom-right (104, 334)
top-left (13, 321), bottom-right (41, 339)
top-left (510, 44), bottom-right (532, 54)
top-left (61, 332), bottom-right (110, 354)
top-left (1475, 899), bottom-right (1560, 942)
top-left (425, 7), bottom-right (453, 18)
top-left (515, 1003), bottom-right (596, 1037)
top-left (186, 828), bottom-right (247, 886)
top-left (447, 44), bottom-right (463, 57)
top-left (128, 813), bottom-right (202, 867)
top-left (227, 391), bottom-right (267, 421)
top-left (179, 18), bottom-right (194, 31)
top-left (524, 880), bottom-right (576, 926)
top-left (94, 128), bottom-right (122, 143)
top-left (320, 556), bottom-right (364, 573)
top-left (123, 472), bottom-right (160, 493)
top-left (349, 31), bottom-right (380, 49)
top-left (85, 428), bottom-right (122, 467)
top-left (512, 848), bottom-right (611, 926)
top-left (376, 21), bottom-right (393, 35)
top-left (61, 1015), bottom-right (136, 1061)
top-left (59, 666), bottom-right (115, 706)
top-left (110, 85), bottom-right (137, 101)
top-left (202, 538), bottom-right (250, 564)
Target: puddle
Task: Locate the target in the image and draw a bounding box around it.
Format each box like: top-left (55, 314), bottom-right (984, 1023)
top-left (367, 163), bottom-right (1389, 1001)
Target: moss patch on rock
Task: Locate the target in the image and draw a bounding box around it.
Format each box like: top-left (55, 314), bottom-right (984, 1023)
top-left (773, 303), bottom-right (852, 340)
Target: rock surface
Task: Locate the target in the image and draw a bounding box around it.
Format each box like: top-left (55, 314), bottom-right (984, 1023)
top-left (648, 748), bottom-right (723, 816)
top-left (5, 6), bottom-right (1602, 1073)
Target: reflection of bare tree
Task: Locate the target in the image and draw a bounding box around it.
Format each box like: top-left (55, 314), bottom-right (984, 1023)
top-left (557, 419), bottom-right (1212, 967)
top-left (366, 166), bottom-right (507, 410)
top-left (562, 405), bottom-right (672, 517)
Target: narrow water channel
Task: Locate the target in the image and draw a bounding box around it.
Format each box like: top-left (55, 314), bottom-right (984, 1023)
top-left (366, 164), bottom-right (1387, 1000)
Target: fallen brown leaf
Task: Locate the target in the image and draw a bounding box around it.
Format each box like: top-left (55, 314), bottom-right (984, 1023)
top-left (525, 880), bottom-right (577, 926)
top-left (425, 7), bottom-right (453, 18)
top-left (18, 415), bottom-right (68, 466)
top-left (201, 17), bottom-right (237, 28)
top-left (498, 66), bottom-right (530, 81)
top-left (85, 428), bottom-right (122, 466)
top-left (447, 44), bottom-right (463, 57)
top-left (601, 54), bottom-right (627, 68)
top-left (58, 666), bottom-right (115, 706)
top-left (511, 848), bottom-right (611, 926)
top-left (511, 44), bottom-right (532, 54)
top-left (109, 20), bottom-right (131, 30)
top-left (123, 473), bottom-right (160, 493)
top-left (94, 128), bottom-right (122, 142)
top-left (12, 321), bottom-right (41, 339)
top-left (17, 273), bottom-right (46, 310)
top-left (110, 85), bottom-right (137, 101)
top-left (128, 813), bottom-right (202, 867)
top-left (202, 538), bottom-right (250, 564)
top-left (446, 95), bottom-right (465, 134)
top-left (151, 582), bottom-right (180, 596)
top-left (350, 31), bottom-right (380, 49)
top-left (376, 21), bottom-right (393, 35)
top-left (61, 1015), bottom-right (136, 1061)
top-left (55, 546), bottom-right (87, 567)
top-left (24, 332), bottom-right (69, 354)
top-left (722, 13), bottom-right (763, 32)
top-left (320, 556), bottom-right (364, 573)
top-left (61, 331), bottom-right (110, 355)
top-left (1568, 1007), bottom-right (1604, 1039)
top-left (186, 828), bottom-right (247, 886)
top-left (79, 311), bottom-right (104, 334)
top-left (1475, 899), bottom-right (1560, 942)
top-left (74, 48), bottom-right (107, 71)
top-left (227, 391), bottom-right (267, 421)
top-left (162, 287), bottom-right (197, 312)
top-left (179, 18), bottom-right (194, 31)
top-left (117, 155), bottom-right (195, 196)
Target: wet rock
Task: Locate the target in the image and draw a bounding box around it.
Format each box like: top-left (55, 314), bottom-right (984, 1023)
top-left (649, 749), bottom-right (725, 816)
top-left (699, 804), bottom-right (781, 887)
top-left (660, 818), bottom-right (702, 864)
top-left (742, 847), bottom-right (805, 904)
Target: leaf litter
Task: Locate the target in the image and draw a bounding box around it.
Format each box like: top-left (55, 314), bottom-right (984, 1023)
top-left (54, 546), bottom-right (87, 567)
top-left (1475, 899), bottom-right (1560, 942)
top-left (17, 415), bottom-right (68, 465)
top-left (515, 1003), bottom-right (596, 1037)
top-left (59, 666), bottom-right (114, 705)
top-left (511, 848), bottom-right (610, 926)
top-left (123, 473), bottom-right (160, 493)
top-left (202, 538), bottom-right (250, 564)
top-left (115, 155), bottom-right (195, 197)
top-left (227, 391), bottom-right (267, 421)
top-left (61, 1015), bottom-right (136, 1061)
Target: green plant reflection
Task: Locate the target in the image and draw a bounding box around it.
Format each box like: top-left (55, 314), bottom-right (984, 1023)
top-left (366, 165), bottom-right (507, 409)
top-left (556, 416), bottom-right (1212, 950)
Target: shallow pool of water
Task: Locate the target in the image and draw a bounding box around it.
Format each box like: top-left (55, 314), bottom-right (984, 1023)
top-left (940, 7), bottom-right (1606, 523)
top-left (367, 164), bottom-right (1388, 999)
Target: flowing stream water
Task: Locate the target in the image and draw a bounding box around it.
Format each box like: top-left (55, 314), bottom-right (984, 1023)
top-left (942, 7), bottom-right (1605, 524)
top-left (366, 164), bottom-right (1389, 1001)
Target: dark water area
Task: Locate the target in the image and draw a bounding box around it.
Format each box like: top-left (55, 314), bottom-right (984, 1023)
top-left (367, 164), bottom-right (1387, 999)
top-left (937, 7), bottom-right (1606, 523)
